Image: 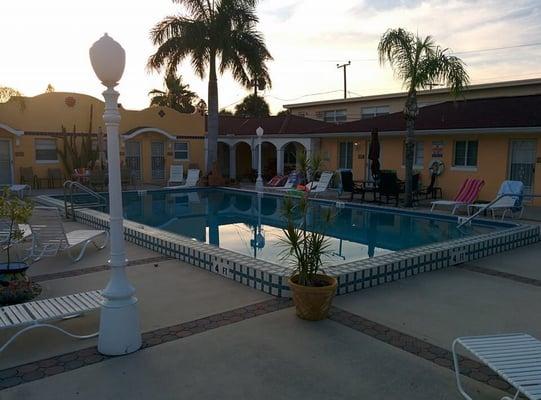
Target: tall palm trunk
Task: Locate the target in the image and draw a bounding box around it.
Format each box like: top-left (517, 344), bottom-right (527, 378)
top-left (403, 91), bottom-right (418, 207)
top-left (207, 51), bottom-right (219, 173)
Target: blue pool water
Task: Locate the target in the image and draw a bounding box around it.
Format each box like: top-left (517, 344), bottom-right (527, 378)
top-left (62, 188), bottom-right (501, 266)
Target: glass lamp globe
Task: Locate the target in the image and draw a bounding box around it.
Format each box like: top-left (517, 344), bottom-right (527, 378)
top-left (89, 33), bottom-right (126, 86)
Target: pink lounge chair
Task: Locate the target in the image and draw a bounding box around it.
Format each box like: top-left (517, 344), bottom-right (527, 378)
top-left (430, 178), bottom-right (485, 214)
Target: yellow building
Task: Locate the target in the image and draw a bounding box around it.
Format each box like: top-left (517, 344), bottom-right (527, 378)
top-left (0, 92), bottom-right (206, 186)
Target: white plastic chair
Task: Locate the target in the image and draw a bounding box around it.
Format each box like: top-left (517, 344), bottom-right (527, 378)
top-left (27, 207), bottom-right (109, 262)
top-left (167, 169), bottom-right (200, 189)
top-left (168, 164), bottom-right (184, 186)
top-left (468, 180), bottom-right (525, 219)
top-left (310, 171), bottom-right (334, 194)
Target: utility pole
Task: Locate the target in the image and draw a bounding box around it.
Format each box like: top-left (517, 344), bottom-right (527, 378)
top-left (337, 61), bottom-right (351, 99)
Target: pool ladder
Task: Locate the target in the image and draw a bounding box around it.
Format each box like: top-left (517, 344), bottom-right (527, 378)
top-left (63, 180), bottom-right (108, 220)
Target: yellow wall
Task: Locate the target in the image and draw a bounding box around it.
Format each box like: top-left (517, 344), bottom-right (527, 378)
top-left (0, 92), bottom-right (206, 185)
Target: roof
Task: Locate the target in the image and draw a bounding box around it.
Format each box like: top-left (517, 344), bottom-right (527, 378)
top-left (217, 114), bottom-right (335, 135)
top-left (315, 94), bottom-right (541, 134)
top-left (284, 77), bottom-right (541, 109)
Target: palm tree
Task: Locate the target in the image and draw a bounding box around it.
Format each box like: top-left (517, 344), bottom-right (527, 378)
top-left (0, 86), bottom-right (22, 103)
top-left (234, 94), bottom-right (270, 117)
top-left (148, 0), bottom-right (272, 172)
top-left (378, 28), bottom-right (469, 207)
top-left (149, 72), bottom-right (198, 113)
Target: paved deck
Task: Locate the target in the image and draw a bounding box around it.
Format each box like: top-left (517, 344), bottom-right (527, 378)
top-left (0, 219), bottom-right (539, 399)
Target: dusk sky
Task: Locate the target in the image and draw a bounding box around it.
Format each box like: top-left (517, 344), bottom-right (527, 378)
top-left (1, 0), bottom-right (540, 113)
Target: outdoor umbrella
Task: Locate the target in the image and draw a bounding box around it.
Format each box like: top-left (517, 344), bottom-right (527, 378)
top-left (368, 128), bottom-right (381, 179)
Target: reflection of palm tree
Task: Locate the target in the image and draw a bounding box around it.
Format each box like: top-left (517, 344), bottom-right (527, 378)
top-left (148, 0), bottom-right (272, 172)
top-left (149, 72), bottom-right (198, 113)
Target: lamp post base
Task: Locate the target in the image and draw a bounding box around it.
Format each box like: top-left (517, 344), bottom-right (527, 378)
top-left (255, 177), bottom-right (263, 191)
top-left (98, 297), bottom-right (142, 355)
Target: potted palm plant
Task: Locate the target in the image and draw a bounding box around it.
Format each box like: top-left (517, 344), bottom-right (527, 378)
top-left (280, 193), bottom-right (337, 321)
top-left (0, 188), bottom-right (37, 306)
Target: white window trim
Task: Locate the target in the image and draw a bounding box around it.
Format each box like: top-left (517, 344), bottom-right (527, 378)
top-left (35, 138), bottom-right (59, 163)
top-left (173, 141), bottom-right (190, 161)
top-left (450, 166), bottom-right (478, 172)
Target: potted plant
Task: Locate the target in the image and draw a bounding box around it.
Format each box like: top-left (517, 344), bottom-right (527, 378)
top-left (0, 188), bottom-right (37, 306)
top-left (280, 193), bottom-right (337, 320)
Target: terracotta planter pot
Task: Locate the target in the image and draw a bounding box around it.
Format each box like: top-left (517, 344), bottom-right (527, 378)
top-left (288, 274), bottom-right (337, 321)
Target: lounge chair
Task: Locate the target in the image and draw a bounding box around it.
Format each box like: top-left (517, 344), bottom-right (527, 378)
top-left (431, 178), bottom-right (485, 215)
top-left (0, 290), bottom-right (102, 353)
top-left (168, 164), bottom-right (184, 186)
top-left (167, 168), bottom-right (200, 189)
top-left (378, 171), bottom-right (401, 206)
top-left (309, 171), bottom-right (334, 195)
top-left (468, 180), bottom-right (525, 219)
top-left (273, 171), bottom-right (300, 191)
top-left (27, 206), bottom-right (109, 262)
top-left (267, 175), bottom-right (287, 187)
top-left (452, 333), bottom-right (541, 400)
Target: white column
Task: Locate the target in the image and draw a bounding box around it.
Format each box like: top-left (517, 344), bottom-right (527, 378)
top-left (229, 144), bottom-right (236, 180)
top-left (255, 137), bottom-right (263, 190)
top-left (98, 87), bottom-right (141, 355)
top-left (251, 144), bottom-right (258, 169)
top-left (276, 149), bottom-right (284, 176)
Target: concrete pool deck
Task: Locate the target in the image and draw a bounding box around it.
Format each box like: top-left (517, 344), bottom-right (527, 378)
top-left (1, 218), bottom-right (540, 399)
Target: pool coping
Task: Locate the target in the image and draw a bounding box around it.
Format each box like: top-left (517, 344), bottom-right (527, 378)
top-left (36, 188), bottom-right (541, 297)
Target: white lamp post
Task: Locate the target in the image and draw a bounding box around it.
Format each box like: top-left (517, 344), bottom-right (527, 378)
top-left (89, 33), bottom-right (141, 355)
top-left (255, 126), bottom-right (264, 191)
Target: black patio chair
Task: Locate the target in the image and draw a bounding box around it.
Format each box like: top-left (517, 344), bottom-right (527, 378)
top-left (418, 172), bottom-right (442, 200)
top-left (378, 171), bottom-right (401, 206)
top-left (339, 170), bottom-right (364, 201)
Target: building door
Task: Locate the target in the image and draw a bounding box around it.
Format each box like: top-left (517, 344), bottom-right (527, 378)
top-left (125, 141), bottom-right (141, 180)
top-left (509, 139), bottom-right (536, 196)
top-left (0, 140), bottom-right (13, 184)
top-left (151, 142), bottom-right (165, 181)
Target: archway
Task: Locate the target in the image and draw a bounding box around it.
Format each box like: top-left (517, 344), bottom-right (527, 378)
top-left (259, 141), bottom-right (277, 180)
top-left (282, 141), bottom-right (306, 174)
top-left (235, 142), bottom-right (252, 181)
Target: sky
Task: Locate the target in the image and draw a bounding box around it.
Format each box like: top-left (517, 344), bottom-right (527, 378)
top-left (1, 0), bottom-right (540, 114)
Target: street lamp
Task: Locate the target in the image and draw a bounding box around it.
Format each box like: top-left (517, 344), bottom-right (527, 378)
top-left (89, 33), bottom-right (141, 355)
top-left (255, 126), bottom-right (264, 191)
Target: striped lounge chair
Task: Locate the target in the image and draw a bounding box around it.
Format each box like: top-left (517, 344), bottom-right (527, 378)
top-left (430, 178), bottom-right (485, 215)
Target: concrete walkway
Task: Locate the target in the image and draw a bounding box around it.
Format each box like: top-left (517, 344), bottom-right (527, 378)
top-left (1, 221), bottom-right (539, 399)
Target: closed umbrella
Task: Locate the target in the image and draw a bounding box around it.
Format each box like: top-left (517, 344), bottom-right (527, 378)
top-left (368, 128), bottom-right (381, 179)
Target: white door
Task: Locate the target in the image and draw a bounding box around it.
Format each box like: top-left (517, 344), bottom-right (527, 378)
top-left (0, 140), bottom-right (13, 184)
top-left (151, 142), bottom-right (165, 180)
top-left (125, 141), bottom-right (141, 180)
top-left (509, 140), bottom-right (536, 196)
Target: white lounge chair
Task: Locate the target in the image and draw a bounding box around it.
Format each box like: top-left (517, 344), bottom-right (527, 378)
top-left (468, 180), bottom-right (525, 219)
top-left (273, 172), bottom-right (300, 191)
top-left (452, 333), bottom-right (541, 400)
top-left (0, 290), bottom-right (102, 353)
top-left (167, 168), bottom-right (200, 189)
top-left (8, 184), bottom-right (31, 199)
top-left (27, 206), bottom-right (109, 262)
top-left (167, 164), bottom-right (184, 186)
top-left (309, 171), bottom-right (334, 194)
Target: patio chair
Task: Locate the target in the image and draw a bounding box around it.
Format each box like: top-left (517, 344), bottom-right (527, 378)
top-left (20, 167), bottom-right (37, 189)
top-left (47, 168), bottom-right (63, 188)
top-left (309, 171), bottom-right (335, 195)
top-left (8, 184), bottom-right (31, 199)
top-left (166, 168), bottom-right (200, 189)
top-left (468, 180), bottom-right (525, 219)
top-left (339, 170), bottom-right (364, 201)
top-left (27, 206), bottom-right (109, 262)
top-left (452, 333), bottom-right (541, 400)
top-left (267, 175), bottom-right (288, 187)
top-left (377, 171), bottom-right (401, 206)
top-left (431, 178), bottom-right (485, 215)
top-left (0, 290), bottom-right (102, 353)
top-left (274, 171), bottom-right (300, 191)
top-left (168, 164), bottom-right (184, 186)
top-left (418, 171), bottom-right (442, 200)
top-left (89, 169), bottom-right (107, 192)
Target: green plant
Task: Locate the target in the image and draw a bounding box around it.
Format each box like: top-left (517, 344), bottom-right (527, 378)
top-left (0, 188), bottom-right (33, 267)
top-left (279, 193), bottom-right (333, 286)
top-left (57, 125), bottom-right (98, 175)
top-left (378, 28), bottom-right (469, 207)
top-left (296, 151), bottom-right (324, 183)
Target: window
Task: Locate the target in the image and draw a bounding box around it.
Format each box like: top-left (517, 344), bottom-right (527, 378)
top-left (174, 142), bottom-right (189, 160)
top-left (323, 110), bottom-right (347, 123)
top-left (339, 142), bottom-right (353, 169)
top-left (35, 139), bottom-right (58, 162)
top-left (361, 105), bottom-right (390, 119)
top-left (454, 140), bottom-right (478, 167)
top-left (402, 141), bottom-right (424, 167)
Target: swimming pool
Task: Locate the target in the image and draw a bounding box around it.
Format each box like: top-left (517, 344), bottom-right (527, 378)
top-left (60, 188), bottom-right (497, 266)
top-left (41, 187), bottom-right (540, 297)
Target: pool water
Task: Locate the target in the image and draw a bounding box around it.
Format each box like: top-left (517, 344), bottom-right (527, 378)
top-left (64, 188), bottom-right (498, 266)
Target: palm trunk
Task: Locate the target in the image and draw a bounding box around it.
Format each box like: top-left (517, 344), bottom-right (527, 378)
top-left (206, 52), bottom-right (219, 174)
top-left (403, 91), bottom-right (418, 208)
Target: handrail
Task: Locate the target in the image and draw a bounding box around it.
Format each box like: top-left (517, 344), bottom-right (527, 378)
top-left (63, 180), bottom-right (107, 219)
top-left (456, 193), bottom-right (520, 228)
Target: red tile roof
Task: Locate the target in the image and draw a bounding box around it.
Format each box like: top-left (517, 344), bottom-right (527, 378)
top-left (216, 114), bottom-right (335, 135)
top-left (316, 94), bottom-right (541, 134)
